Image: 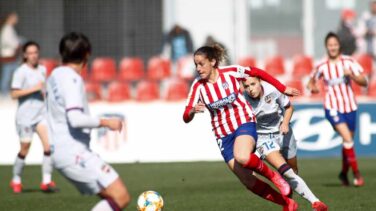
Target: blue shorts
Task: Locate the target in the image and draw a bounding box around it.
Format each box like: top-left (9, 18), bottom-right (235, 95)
top-left (324, 109), bottom-right (357, 132)
top-left (216, 122), bottom-right (258, 163)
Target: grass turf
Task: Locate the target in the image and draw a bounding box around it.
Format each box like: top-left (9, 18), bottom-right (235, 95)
top-left (0, 158), bottom-right (375, 210)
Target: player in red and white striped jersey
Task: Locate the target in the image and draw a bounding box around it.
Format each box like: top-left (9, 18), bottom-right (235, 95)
top-left (307, 32), bottom-right (368, 187)
top-left (183, 45), bottom-right (300, 211)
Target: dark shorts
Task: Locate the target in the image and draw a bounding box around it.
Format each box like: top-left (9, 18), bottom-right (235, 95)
top-left (216, 122), bottom-right (258, 163)
top-left (324, 109), bottom-right (357, 132)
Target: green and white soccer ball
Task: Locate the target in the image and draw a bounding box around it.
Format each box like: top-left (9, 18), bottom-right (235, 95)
top-left (137, 190), bottom-right (164, 211)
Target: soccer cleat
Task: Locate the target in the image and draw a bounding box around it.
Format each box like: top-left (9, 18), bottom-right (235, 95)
top-left (312, 201), bottom-right (328, 211)
top-left (40, 181), bottom-right (58, 193)
top-left (353, 176), bottom-right (364, 187)
top-left (282, 197), bottom-right (298, 211)
top-left (10, 181), bottom-right (22, 193)
top-left (271, 172), bottom-right (291, 196)
top-left (338, 172), bottom-right (350, 186)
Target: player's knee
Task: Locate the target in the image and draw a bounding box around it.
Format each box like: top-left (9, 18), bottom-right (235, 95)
top-left (234, 152), bottom-right (250, 166)
top-left (114, 188), bottom-right (131, 208)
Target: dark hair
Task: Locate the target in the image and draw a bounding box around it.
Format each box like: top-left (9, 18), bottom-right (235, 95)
top-left (325, 32), bottom-right (341, 46)
top-left (194, 44), bottom-right (225, 68)
top-left (22, 41), bottom-right (40, 62)
top-left (59, 32), bottom-right (91, 64)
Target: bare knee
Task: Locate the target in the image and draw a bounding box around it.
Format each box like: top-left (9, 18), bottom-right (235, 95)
top-left (234, 152), bottom-right (250, 167)
top-left (19, 143), bottom-right (31, 156)
top-left (115, 187), bottom-right (131, 208)
top-left (101, 178), bottom-right (131, 208)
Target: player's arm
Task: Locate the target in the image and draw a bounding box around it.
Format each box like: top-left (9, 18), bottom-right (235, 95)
top-left (243, 66), bottom-right (299, 96)
top-left (307, 66), bottom-right (321, 93)
top-left (280, 104), bottom-right (293, 135)
top-left (344, 62), bottom-right (368, 87)
top-left (10, 82), bottom-right (43, 99)
top-left (183, 79), bottom-right (203, 123)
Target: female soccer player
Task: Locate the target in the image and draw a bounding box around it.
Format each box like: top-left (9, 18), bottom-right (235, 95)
top-left (183, 45), bottom-right (300, 210)
top-left (10, 41), bottom-right (57, 193)
top-left (243, 76), bottom-right (328, 211)
top-left (46, 32), bottom-right (130, 210)
top-left (307, 32), bottom-right (368, 187)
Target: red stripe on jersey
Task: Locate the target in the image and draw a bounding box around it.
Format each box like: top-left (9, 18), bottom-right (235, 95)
top-left (213, 80), bottom-right (235, 133)
top-left (204, 83), bottom-right (227, 137)
top-left (327, 62), bottom-right (340, 111)
top-left (186, 81), bottom-right (201, 108)
top-left (228, 75), bottom-right (243, 126)
top-left (334, 64), bottom-right (346, 112)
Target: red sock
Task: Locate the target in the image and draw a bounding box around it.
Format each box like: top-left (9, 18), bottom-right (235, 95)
top-left (243, 153), bottom-right (275, 180)
top-left (248, 178), bottom-right (287, 206)
top-left (343, 146), bottom-right (359, 176)
top-left (341, 147), bottom-right (349, 174)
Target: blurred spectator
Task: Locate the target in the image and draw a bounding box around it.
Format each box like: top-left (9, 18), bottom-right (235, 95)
top-left (204, 35), bottom-right (231, 65)
top-left (0, 12), bottom-right (21, 96)
top-left (358, 1), bottom-right (376, 59)
top-left (337, 9), bottom-right (357, 55)
top-left (161, 24), bottom-right (193, 64)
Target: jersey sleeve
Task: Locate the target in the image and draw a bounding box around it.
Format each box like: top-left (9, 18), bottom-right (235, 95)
top-left (276, 91), bottom-right (290, 108)
top-left (349, 60), bottom-right (363, 76)
top-left (310, 63), bottom-right (323, 80)
top-left (61, 74), bottom-right (85, 111)
top-left (247, 67), bottom-right (286, 93)
top-left (11, 68), bottom-right (24, 89)
top-left (183, 78), bottom-right (201, 122)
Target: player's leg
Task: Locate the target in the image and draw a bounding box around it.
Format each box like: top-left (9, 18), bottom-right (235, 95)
top-left (35, 121), bottom-right (57, 192)
top-left (286, 157), bottom-right (298, 174)
top-left (227, 159), bottom-right (298, 210)
top-left (95, 178), bottom-right (131, 210)
top-left (233, 133), bottom-right (291, 196)
top-left (11, 125), bottom-right (33, 193)
top-left (335, 122), bottom-right (363, 186)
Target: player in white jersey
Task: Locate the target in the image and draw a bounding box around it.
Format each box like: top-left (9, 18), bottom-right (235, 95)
top-left (184, 45), bottom-right (300, 211)
top-left (307, 32), bottom-right (368, 187)
top-left (10, 41), bottom-right (57, 193)
top-left (46, 32), bottom-right (130, 210)
top-left (243, 77), bottom-right (328, 211)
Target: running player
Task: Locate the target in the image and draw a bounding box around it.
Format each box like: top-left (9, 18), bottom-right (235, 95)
top-left (183, 45), bottom-right (300, 211)
top-left (307, 32), bottom-right (367, 187)
top-left (243, 76), bottom-right (328, 211)
top-left (46, 32), bottom-right (130, 210)
top-left (10, 41), bottom-right (57, 193)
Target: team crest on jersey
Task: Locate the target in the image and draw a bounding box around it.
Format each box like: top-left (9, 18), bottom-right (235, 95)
top-left (222, 82), bottom-right (230, 90)
top-left (264, 95), bottom-right (272, 104)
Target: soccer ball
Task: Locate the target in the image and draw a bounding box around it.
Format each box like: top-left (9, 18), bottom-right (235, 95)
top-left (137, 190), bottom-right (164, 211)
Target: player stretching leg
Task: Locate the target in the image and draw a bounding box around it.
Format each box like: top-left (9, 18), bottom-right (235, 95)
top-left (46, 32), bottom-right (130, 210)
top-left (243, 76), bottom-right (328, 211)
top-left (183, 45), bottom-right (300, 211)
top-left (10, 41), bottom-right (57, 193)
top-left (307, 32), bottom-right (367, 187)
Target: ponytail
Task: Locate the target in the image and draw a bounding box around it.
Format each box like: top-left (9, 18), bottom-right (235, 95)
top-left (194, 44), bottom-right (225, 68)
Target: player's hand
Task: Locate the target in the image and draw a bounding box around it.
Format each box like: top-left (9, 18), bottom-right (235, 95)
top-left (32, 81), bottom-right (44, 92)
top-left (343, 68), bottom-right (353, 77)
top-left (280, 123), bottom-right (289, 135)
top-left (284, 87), bottom-right (300, 96)
top-left (193, 102), bottom-right (206, 113)
top-left (101, 119), bottom-right (123, 132)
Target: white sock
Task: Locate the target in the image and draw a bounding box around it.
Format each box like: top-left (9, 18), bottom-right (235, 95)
top-left (283, 168), bottom-right (320, 203)
top-left (91, 200), bottom-right (114, 211)
top-left (42, 154), bottom-right (53, 184)
top-left (13, 155), bottom-right (25, 184)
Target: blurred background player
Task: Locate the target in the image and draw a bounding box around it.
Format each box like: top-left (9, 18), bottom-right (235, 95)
top-left (0, 12), bottom-right (21, 97)
top-left (243, 76), bottom-right (328, 211)
top-left (183, 45), bottom-right (300, 211)
top-left (46, 32), bottom-right (130, 210)
top-left (307, 32), bottom-right (368, 187)
top-left (9, 41), bottom-right (56, 193)
top-left (337, 9), bottom-right (357, 56)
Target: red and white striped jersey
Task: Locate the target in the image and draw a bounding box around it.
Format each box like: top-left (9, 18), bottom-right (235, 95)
top-left (183, 65), bottom-right (286, 139)
top-left (311, 55), bottom-right (363, 113)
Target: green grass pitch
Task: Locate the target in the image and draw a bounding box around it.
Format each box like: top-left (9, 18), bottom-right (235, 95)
top-left (0, 158), bottom-right (375, 210)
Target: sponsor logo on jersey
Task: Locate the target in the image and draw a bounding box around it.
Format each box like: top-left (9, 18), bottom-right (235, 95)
top-left (208, 93), bottom-right (236, 110)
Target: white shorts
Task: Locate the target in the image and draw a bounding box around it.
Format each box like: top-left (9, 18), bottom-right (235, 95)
top-left (16, 119), bottom-right (46, 142)
top-left (256, 129), bottom-right (297, 160)
top-left (58, 151), bottom-right (119, 195)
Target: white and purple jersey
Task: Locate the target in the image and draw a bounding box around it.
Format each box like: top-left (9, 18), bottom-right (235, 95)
top-left (46, 66), bottom-right (92, 168)
top-left (11, 63), bottom-right (46, 126)
top-left (243, 82), bottom-right (290, 134)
